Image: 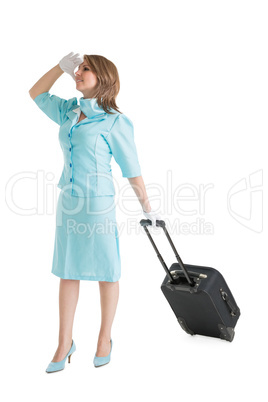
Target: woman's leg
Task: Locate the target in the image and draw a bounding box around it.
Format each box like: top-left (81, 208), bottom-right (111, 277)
top-left (51, 278), bottom-right (80, 362)
top-left (96, 280), bottom-right (119, 357)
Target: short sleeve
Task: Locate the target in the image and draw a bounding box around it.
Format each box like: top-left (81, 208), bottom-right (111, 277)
top-left (106, 114), bottom-right (142, 178)
top-left (33, 91), bottom-right (77, 126)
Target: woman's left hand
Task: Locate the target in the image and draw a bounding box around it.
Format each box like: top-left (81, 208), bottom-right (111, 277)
top-left (143, 209), bottom-right (162, 228)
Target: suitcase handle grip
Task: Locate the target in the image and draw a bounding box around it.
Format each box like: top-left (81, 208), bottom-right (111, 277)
top-left (140, 219), bottom-right (194, 286)
top-left (140, 219), bottom-right (166, 228)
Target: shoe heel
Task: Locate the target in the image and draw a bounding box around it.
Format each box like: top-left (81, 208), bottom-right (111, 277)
top-left (68, 354), bottom-right (72, 364)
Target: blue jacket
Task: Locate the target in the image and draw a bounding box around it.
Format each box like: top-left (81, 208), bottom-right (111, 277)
top-left (33, 91), bottom-right (142, 197)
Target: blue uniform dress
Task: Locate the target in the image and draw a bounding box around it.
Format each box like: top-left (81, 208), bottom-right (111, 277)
top-left (33, 92), bottom-right (141, 282)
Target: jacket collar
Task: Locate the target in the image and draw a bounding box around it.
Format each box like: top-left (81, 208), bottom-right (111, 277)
top-left (78, 97), bottom-right (107, 120)
top-left (66, 98), bottom-right (108, 123)
top-left (66, 97), bottom-right (108, 124)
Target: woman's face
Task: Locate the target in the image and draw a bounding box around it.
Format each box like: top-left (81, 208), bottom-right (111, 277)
top-left (74, 61), bottom-right (98, 98)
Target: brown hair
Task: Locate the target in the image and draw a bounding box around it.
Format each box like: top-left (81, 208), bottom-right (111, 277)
top-left (83, 54), bottom-right (122, 114)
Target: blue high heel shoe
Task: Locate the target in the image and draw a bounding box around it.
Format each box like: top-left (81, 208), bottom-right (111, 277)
top-left (46, 340), bottom-right (76, 373)
top-left (93, 339), bottom-right (113, 368)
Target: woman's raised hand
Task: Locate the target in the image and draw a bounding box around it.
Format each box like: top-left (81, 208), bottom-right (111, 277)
top-left (59, 52), bottom-right (83, 81)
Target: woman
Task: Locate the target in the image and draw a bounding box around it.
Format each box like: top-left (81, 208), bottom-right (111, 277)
top-left (29, 52), bottom-right (161, 373)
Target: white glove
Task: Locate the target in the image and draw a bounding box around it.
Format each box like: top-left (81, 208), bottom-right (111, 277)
top-left (143, 209), bottom-right (162, 228)
top-left (59, 52), bottom-right (83, 81)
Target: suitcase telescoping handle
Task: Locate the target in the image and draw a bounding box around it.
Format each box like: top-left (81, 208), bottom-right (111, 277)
top-left (140, 219), bottom-right (194, 286)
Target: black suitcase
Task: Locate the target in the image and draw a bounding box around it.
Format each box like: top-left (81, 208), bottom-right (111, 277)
top-left (140, 219), bottom-right (241, 342)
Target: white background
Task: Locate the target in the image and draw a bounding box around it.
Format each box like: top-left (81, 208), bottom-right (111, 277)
top-left (1, 0), bottom-right (267, 400)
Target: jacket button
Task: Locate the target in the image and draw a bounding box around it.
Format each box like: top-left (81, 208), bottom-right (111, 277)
top-left (70, 178), bottom-right (72, 182)
top-left (68, 133), bottom-right (70, 137)
top-left (70, 163), bottom-right (72, 167)
top-left (69, 147), bottom-right (71, 151)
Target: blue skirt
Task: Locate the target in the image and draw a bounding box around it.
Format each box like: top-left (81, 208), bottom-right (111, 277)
top-left (51, 187), bottom-right (121, 282)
